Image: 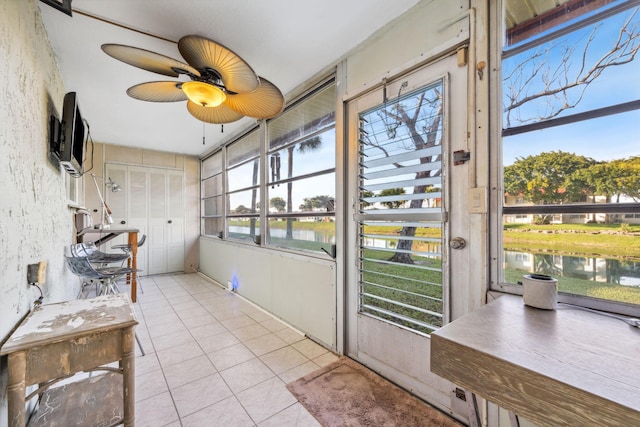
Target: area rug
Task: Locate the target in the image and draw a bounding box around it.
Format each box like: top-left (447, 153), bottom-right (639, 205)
top-left (286, 357), bottom-right (463, 427)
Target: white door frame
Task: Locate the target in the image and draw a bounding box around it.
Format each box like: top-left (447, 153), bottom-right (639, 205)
top-left (343, 52), bottom-right (468, 416)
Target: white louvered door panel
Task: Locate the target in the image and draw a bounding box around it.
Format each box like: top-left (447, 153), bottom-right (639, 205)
top-left (148, 169), bottom-right (167, 275)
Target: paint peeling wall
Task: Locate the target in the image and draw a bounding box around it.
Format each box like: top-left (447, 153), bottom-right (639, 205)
top-left (0, 0), bottom-right (79, 418)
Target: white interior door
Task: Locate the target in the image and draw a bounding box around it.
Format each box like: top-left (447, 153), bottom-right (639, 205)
top-left (148, 168), bottom-right (167, 275)
top-left (127, 166), bottom-right (148, 274)
top-left (345, 53), bottom-right (467, 412)
top-left (105, 164), bottom-right (184, 276)
top-left (166, 170), bottom-right (185, 273)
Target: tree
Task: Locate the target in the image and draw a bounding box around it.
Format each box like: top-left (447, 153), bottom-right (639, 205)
top-left (285, 135), bottom-right (323, 239)
top-left (270, 197), bottom-right (286, 212)
top-left (503, 10), bottom-right (640, 127)
top-left (504, 151), bottom-right (596, 205)
top-left (379, 188), bottom-right (406, 209)
top-left (612, 157), bottom-right (640, 202)
top-left (360, 190), bottom-right (374, 208)
top-left (364, 88), bottom-right (444, 264)
top-left (300, 195), bottom-right (333, 211)
top-left (234, 204), bottom-right (252, 214)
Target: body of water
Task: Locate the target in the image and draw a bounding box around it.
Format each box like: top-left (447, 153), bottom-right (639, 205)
top-left (504, 250), bottom-right (640, 287)
top-left (228, 225), bottom-right (640, 287)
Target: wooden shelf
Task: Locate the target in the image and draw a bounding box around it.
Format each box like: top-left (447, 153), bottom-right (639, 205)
top-left (29, 372), bottom-right (123, 427)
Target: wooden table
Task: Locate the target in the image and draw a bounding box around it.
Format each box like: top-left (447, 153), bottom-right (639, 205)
top-left (78, 227), bottom-right (140, 302)
top-left (431, 294), bottom-right (640, 427)
top-left (0, 294), bottom-right (138, 427)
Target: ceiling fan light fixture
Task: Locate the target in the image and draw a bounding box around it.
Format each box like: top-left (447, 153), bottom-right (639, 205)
top-left (181, 81), bottom-right (226, 107)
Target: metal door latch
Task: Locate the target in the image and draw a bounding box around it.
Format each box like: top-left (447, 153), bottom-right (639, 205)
top-left (450, 237), bottom-right (466, 250)
top-left (453, 150), bottom-right (471, 165)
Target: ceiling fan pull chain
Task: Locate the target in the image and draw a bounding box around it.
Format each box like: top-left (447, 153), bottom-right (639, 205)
top-left (202, 121), bottom-right (205, 145)
top-left (221, 124), bottom-right (224, 133)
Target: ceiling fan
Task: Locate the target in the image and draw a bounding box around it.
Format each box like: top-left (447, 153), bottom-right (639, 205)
top-left (102, 35), bottom-right (285, 124)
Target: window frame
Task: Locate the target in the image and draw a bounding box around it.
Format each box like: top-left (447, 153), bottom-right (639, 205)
top-left (225, 128), bottom-right (262, 244)
top-left (491, 0), bottom-right (640, 317)
top-left (200, 149), bottom-right (224, 238)
top-left (199, 77), bottom-right (338, 257)
top-left (264, 80), bottom-right (337, 254)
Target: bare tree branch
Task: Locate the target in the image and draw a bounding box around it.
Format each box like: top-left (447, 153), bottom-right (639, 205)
top-left (504, 9), bottom-right (640, 127)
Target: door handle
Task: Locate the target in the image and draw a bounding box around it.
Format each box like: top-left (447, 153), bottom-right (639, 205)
top-left (168, 220), bottom-right (172, 224)
top-left (120, 220), bottom-right (126, 225)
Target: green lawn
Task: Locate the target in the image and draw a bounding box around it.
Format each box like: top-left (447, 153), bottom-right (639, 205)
top-left (504, 223), bottom-right (640, 259)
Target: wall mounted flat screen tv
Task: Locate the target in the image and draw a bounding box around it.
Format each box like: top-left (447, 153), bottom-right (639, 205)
top-left (50, 92), bottom-right (85, 177)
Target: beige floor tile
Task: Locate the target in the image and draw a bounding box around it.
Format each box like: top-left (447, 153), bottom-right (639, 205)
top-left (208, 343), bottom-right (256, 371)
top-left (236, 376), bottom-right (298, 423)
top-left (243, 308), bottom-right (274, 323)
top-left (181, 396), bottom-right (254, 427)
top-left (278, 360), bottom-right (321, 384)
top-left (188, 321), bottom-right (227, 340)
top-left (165, 294), bottom-right (196, 306)
top-left (258, 402), bottom-right (322, 427)
top-left (260, 318), bottom-right (290, 332)
top-left (197, 330), bottom-right (241, 353)
top-left (231, 322), bottom-right (271, 341)
top-left (210, 307), bottom-right (247, 321)
top-left (135, 391), bottom-right (179, 427)
top-left (163, 354), bottom-right (217, 389)
top-left (171, 373), bottom-right (234, 417)
top-left (274, 327), bottom-right (306, 344)
top-left (147, 320), bottom-right (188, 339)
top-left (135, 353), bottom-right (161, 376)
top-left (141, 309), bottom-right (179, 326)
top-left (162, 289), bottom-right (191, 299)
top-left (219, 358), bottom-right (275, 394)
top-left (157, 340), bottom-right (204, 368)
top-left (244, 333), bottom-right (288, 356)
top-left (221, 314), bottom-right (257, 330)
top-left (135, 369), bottom-right (169, 402)
top-left (313, 351), bottom-right (340, 367)
top-left (176, 306), bottom-right (211, 320)
top-left (129, 273), bottom-right (340, 426)
top-left (291, 338), bottom-right (328, 359)
top-left (260, 346), bottom-right (309, 375)
top-left (151, 329), bottom-right (197, 352)
top-left (180, 312), bottom-right (218, 329)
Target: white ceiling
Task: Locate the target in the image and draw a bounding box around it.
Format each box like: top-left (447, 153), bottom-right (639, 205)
top-left (38, 0), bottom-right (420, 156)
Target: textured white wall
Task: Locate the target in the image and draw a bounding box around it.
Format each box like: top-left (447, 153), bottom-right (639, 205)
top-left (0, 0), bottom-right (78, 418)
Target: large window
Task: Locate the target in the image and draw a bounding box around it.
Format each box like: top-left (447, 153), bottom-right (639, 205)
top-left (499, 0), bottom-right (640, 312)
top-left (226, 129), bottom-right (261, 242)
top-left (201, 150), bottom-right (223, 237)
top-left (200, 80), bottom-right (336, 256)
top-left (266, 82), bottom-right (336, 253)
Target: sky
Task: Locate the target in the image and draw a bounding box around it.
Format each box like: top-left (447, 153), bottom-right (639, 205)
top-left (502, 4), bottom-right (640, 166)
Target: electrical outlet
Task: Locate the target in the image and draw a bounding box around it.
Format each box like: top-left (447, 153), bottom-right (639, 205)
top-left (27, 261), bottom-right (47, 285)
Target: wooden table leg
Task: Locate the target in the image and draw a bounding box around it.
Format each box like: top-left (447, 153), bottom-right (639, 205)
top-left (7, 351), bottom-right (26, 427)
top-left (128, 232), bottom-right (138, 302)
top-left (122, 326), bottom-right (136, 426)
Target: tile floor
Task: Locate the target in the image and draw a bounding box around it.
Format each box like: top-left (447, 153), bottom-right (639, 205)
top-left (128, 273), bottom-right (336, 426)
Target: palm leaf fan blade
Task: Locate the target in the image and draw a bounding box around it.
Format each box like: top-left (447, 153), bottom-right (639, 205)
top-left (127, 82), bottom-right (188, 102)
top-left (178, 35), bottom-right (259, 94)
top-left (225, 77), bottom-right (284, 119)
top-left (187, 100), bottom-right (244, 124)
top-left (102, 44), bottom-right (200, 77)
